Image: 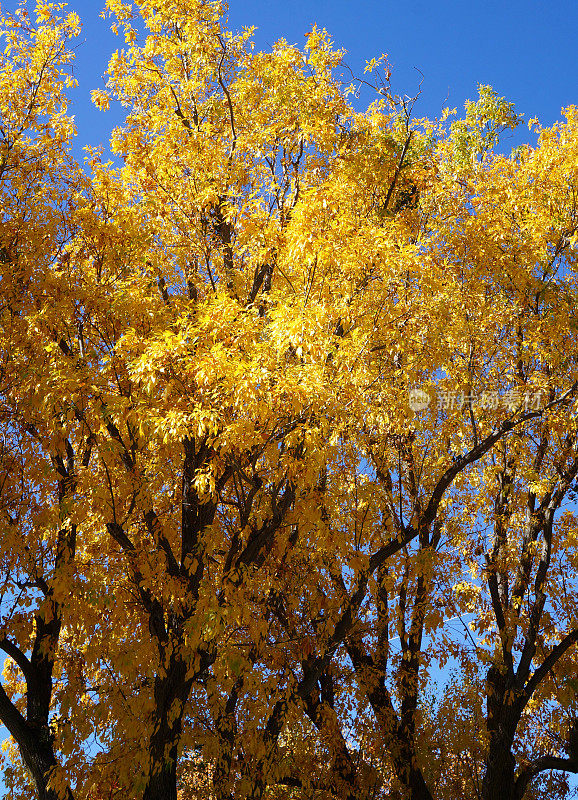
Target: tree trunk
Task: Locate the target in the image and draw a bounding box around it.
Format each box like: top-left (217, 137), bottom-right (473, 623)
top-left (406, 767), bottom-right (435, 800)
top-left (143, 756), bottom-right (178, 800)
top-left (18, 731), bottom-right (73, 800)
top-left (482, 663), bottom-right (517, 800)
top-left (142, 655), bottom-right (193, 800)
top-left (0, 520), bottom-right (76, 800)
top-left (482, 739), bottom-right (516, 800)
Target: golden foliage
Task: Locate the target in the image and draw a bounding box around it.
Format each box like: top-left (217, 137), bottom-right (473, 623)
top-left (0, 3), bottom-right (577, 800)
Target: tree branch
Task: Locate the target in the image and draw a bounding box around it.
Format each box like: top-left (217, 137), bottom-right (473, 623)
top-left (515, 754), bottom-right (578, 799)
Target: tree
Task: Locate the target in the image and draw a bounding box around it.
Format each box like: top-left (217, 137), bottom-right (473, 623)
top-left (1, 2), bottom-right (578, 800)
top-left (0, 4), bottom-right (83, 798)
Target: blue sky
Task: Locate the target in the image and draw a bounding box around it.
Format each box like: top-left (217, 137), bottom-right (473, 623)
top-left (63, 0), bottom-right (578, 157)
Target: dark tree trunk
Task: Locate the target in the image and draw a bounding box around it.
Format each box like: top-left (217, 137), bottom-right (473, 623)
top-left (406, 767), bottom-right (436, 800)
top-left (143, 756), bottom-right (178, 800)
top-left (142, 656), bottom-right (193, 800)
top-left (482, 739), bottom-right (516, 800)
top-left (0, 514), bottom-right (76, 800)
top-left (18, 731), bottom-right (73, 800)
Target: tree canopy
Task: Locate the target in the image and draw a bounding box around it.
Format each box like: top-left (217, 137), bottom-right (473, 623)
top-left (1, 2), bottom-right (578, 800)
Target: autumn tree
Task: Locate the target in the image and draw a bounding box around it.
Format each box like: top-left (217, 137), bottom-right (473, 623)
top-left (0, 4), bottom-right (86, 799)
top-left (1, 3), bottom-right (578, 800)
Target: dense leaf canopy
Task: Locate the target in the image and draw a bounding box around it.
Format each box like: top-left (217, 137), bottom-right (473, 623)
top-left (0, 3), bottom-right (578, 800)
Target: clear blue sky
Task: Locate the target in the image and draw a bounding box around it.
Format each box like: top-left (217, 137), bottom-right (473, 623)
top-left (64, 0), bottom-right (578, 156)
